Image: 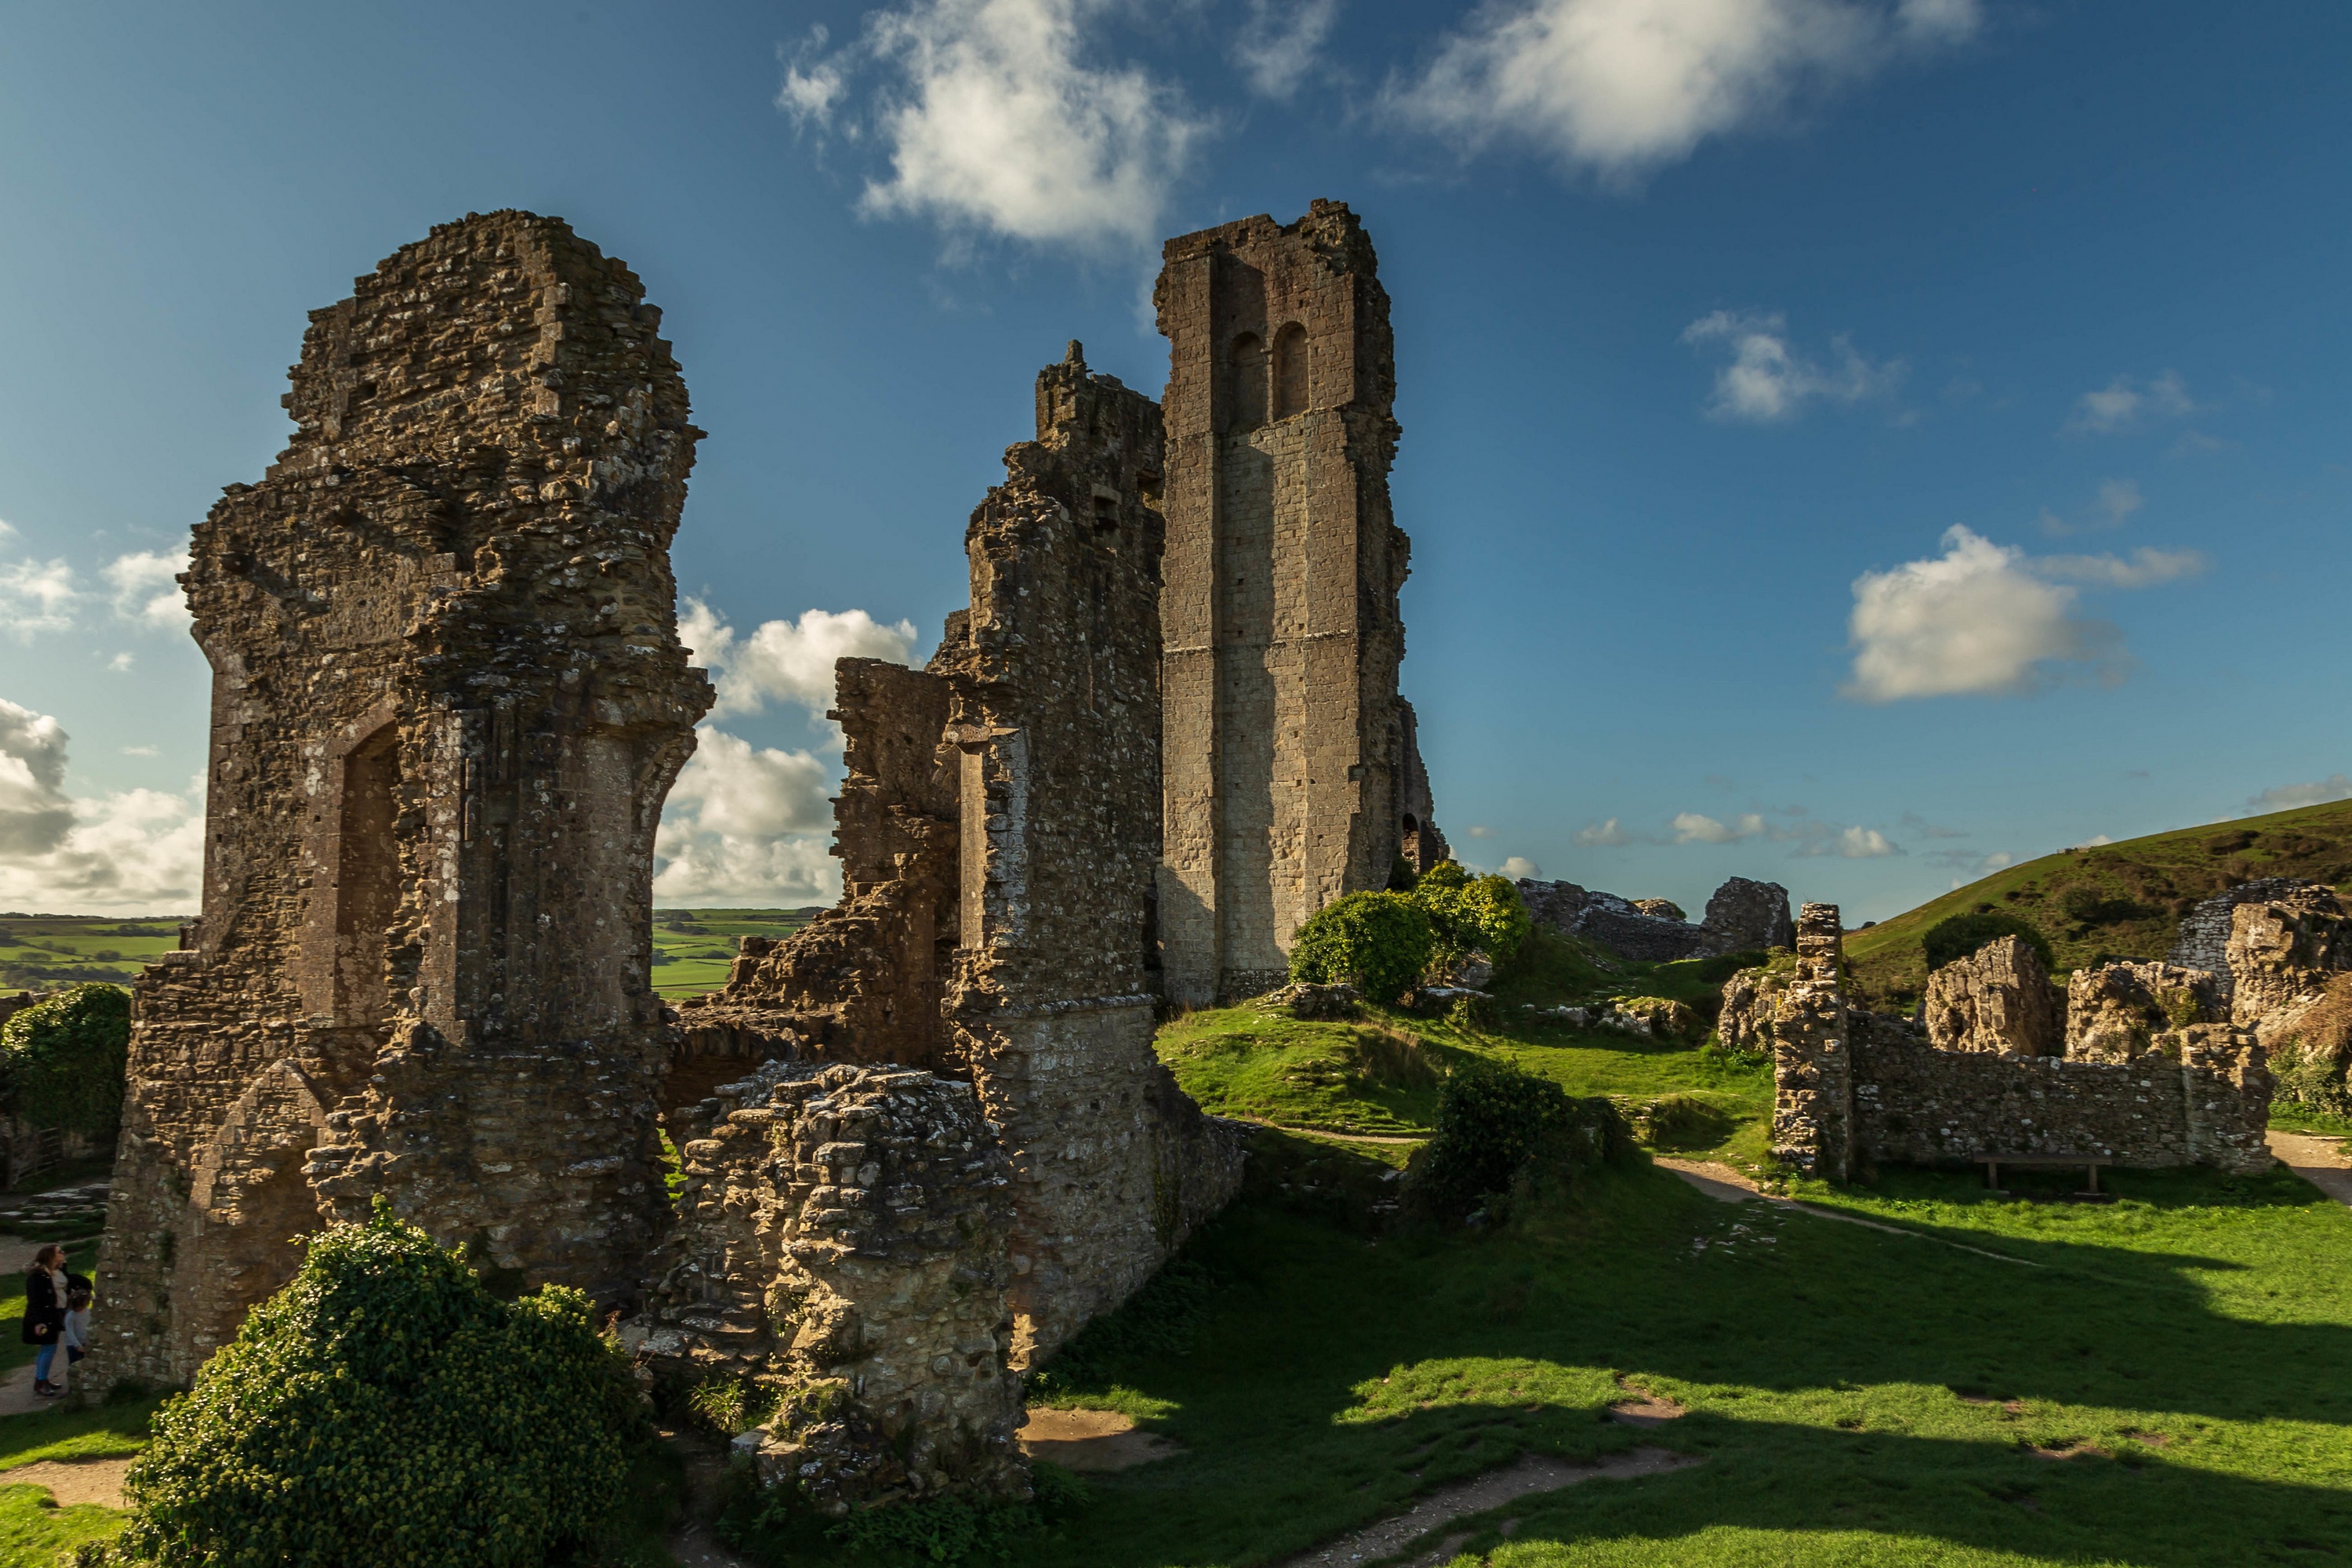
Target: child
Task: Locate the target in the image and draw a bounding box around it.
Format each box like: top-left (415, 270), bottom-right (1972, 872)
top-left (59, 1279), bottom-right (91, 1392)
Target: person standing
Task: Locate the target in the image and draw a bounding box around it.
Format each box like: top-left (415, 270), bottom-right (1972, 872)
top-left (20, 1245), bottom-right (67, 1398)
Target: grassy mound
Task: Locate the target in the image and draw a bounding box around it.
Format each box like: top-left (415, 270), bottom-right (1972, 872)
top-left (1846, 798), bottom-right (2352, 1011)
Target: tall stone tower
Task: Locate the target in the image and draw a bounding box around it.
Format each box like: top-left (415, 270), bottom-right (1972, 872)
top-left (99, 212), bottom-right (710, 1385)
top-left (1153, 200), bottom-right (1420, 1006)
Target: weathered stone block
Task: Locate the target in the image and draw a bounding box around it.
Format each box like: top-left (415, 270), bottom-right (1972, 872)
top-left (1923, 935), bottom-right (2063, 1056)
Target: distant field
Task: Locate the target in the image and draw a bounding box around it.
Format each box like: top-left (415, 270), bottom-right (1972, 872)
top-left (0, 915), bottom-right (186, 993)
top-left (649, 906), bottom-right (822, 1000)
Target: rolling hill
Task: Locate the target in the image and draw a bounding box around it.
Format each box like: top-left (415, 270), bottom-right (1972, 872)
top-left (1844, 798), bottom-right (2352, 1011)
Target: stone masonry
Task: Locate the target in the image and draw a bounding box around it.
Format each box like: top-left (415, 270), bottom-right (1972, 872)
top-left (100, 212), bottom-right (710, 1387)
top-left (630, 1059), bottom-right (1025, 1513)
top-left (1922, 935), bottom-right (2063, 1056)
top-left (1755, 906), bottom-right (2274, 1178)
top-left (673, 346), bottom-right (1245, 1374)
top-left (1155, 201), bottom-right (1437, 1004)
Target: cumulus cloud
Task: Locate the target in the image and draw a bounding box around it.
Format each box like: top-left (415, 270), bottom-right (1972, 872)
top-left (1933, 847), bottom-right (2011, 886)
top-left (0, 697), bottom-right (204, 912)
top-left (1465, 824), bottom-right (1496, 838)
top-left (780, 0), bottom-right (1209, 252)
top-left (0, 557), bottom-right (78, 640)
top-left (1391, 0), bottom-right (1980, 183)
top-left (2064, 369), bottom-right (2194, 435)
top-left (1681, 310), bottom-right (1903, 422)
top-left (103, 548), bottom-right (191, 630)
top-left (653, 725), bottom-right (843, 907)
top-left (1798, 824), bottom-right (1898, 858)
top-left (1236, 0), bottom-right (1340, 98)
top-left (1577, 805), bottom-right (1904, 858)
top-left (682, 600), bottom-right (920, 723)
top-left (2246, 774), bottom-right (2352, 815)
top-left (1498, 855), bottom-right (1541, 880)
top-left (1572, 818), bottom-right (1632, 846)
top-left (2040, 477), bottom-right (2144, 536)
top-left (1842, 525), bottom-right (2205, 702)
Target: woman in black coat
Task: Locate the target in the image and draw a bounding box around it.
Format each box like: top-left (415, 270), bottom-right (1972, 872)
top-left (20, 1244), bottom-right (67, 1397)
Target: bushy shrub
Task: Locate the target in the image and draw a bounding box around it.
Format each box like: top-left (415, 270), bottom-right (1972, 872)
top-left (1412, 1062), bottom-right (1634, 1214)
top-left (93, 1202), bottom-right (639, 1568)
top-left (1922, 912), bottom-right (2053, 974)
top-left (1410, 862), bottom-right (1533, 975)
top-left (0, 982), bottom-right (130, 1137)
top-left (1288, 892), bottom-right (1436, 1004)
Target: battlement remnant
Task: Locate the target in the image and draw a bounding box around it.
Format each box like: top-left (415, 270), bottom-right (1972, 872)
top-left (1153, 201), bottom-right (1439, 1004)
top-left (100, 212), bottom-right (711, 1387)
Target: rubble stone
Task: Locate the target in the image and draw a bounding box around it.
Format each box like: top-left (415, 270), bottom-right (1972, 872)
top-left (1769, 904), bottom-right (1853, 1180)
top-left (1716, 966), bottom-right (1791, 1054)
top-left (1515, 879), bottom-right (1708, 962)
top-left (2225, 886), bottom-right (2350, 1026)
top-left (2065, 962), bottom-right (2226, 1060)
top-left (1922, 936), bottom-right (2064, 1056)
top-left (1700, 878), bottom-right (1795, 953)
top-left (100, 212), bottom-right (709, 1388)
top-left (631, 1060), bottom-right (1025, 1513)
top-left (1155, 201), bottom-right (1436, 1004)
top-left (2167, 877), bottom-right (2339, 1004)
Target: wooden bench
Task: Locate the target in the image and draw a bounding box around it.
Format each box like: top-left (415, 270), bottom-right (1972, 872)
top-left (1975, 1153), bottom-right (2114, 1202)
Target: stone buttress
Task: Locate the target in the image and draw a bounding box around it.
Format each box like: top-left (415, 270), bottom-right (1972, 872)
top-left (1153, 201), bottom-right (1439, 1005)
top-left (99, 212), bottom-right (710, 1386)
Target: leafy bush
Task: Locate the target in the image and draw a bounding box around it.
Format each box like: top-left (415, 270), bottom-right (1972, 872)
top-left (1410, 862), bottom-right (1532, 974)
top-left (1922, 912), bottom-right (2054, 974)
top-left (1288, 892), bottom-right (1436, 1004)
top-left (92, 1201), bottom-right (639, 1568)
top-left (1412, 1062), bottom-right (1634, 1214)
top-left (1, 982), bottom-right (130, 1137)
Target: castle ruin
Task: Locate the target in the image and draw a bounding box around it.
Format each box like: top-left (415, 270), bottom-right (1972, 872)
top-left (1154, 201), bottom-right (1440, 1005)
top-left (101, 212), bottom-right (711, 1385)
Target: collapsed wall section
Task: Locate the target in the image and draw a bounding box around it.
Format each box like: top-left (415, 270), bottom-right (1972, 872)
top-left (100, 212), bottom-right (710, 1387)
top-left (1155, 201), bottom-right (1426, 1004)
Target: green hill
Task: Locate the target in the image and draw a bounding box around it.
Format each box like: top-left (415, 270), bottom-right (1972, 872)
top-left (1846, 798), bottom-right (2352, 1011)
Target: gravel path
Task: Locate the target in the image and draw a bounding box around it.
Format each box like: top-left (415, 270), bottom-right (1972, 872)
top-left (2269, 1131), bottom-right (2352, 1207)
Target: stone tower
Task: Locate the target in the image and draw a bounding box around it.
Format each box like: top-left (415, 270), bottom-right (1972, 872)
top-left (99, 212), bottom-right (710, 1385)
top-left (1153, 200), bottom-right (1423, 1006)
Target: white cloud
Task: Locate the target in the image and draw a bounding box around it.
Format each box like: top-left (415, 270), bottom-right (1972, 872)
top-left (103, 548), bottom-right (191, 630)
top-left (1465, 824), bottom-right (1495, 838)
top-left (682, 600), bottom-right (920, 723)
top-left (1236, 0), bottom-right (1340, 98)
top-left (1796, 824), bottom-right (1899, 858)
top-left (121, 746), bottom-right (158, 757)
top-left (783, 0), bottom-right (1209, 252)
top-left (2247, 774), bottom-right (2352, 815)
top-left (653, 725), bottom-right (844, 908)
top-left (1391, 0), bottom-right (1980, 183)
top-left (1670, 810), bottom-right (1767, 844)
top-left (0, 558), bottom-right (79, 640)
top-left (1572, 818), bottom-right (1631, 846)
top-left (0, 698), bottom-right (203, 912)
top-left (1498, 855), bottom-right (1541, 880)
top-left (2064, 369), bottom-right (2194, 434)
top-left (1937, 847), bottom-right (2011, 887)
top-left (1681, 310), bottom-right (1903, 422)
top-left (1842, 525), bottom-right (2194, 702)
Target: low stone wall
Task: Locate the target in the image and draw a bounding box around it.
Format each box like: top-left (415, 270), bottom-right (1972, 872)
top-left (628, 1060), bottom-right (1026, 1514)
top-left (1853, 1026), bottom-right (2274, 1174)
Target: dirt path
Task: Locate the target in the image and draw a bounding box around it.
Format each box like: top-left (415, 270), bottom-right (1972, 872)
top-left (0, 1457), bottom-right (129, 1508)
top-left (1652, 1157), bottom-right (2043, 1268)
top-left (2270, 1131), bottom-right (2352, 1207)
top-left (1273, 1447), bottom-right (1698, 1568)
top-left (1018, 1407), bottom-right (1181, 1470)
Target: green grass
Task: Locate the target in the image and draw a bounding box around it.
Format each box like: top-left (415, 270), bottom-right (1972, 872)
top-left (1844, 799), bottom-right (2352, 1012)
top-left (648, 907), bottom-right (820, 1000)
top-left (0, 1396), bottom-right (161, 1566)
top-left (0, 918), bottom-right (183, 993)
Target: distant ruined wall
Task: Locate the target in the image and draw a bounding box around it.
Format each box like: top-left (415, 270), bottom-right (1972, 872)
top-left (102, 212), bottom-right (710, 1386)
top-left (1155, 201), bottom-right (1421, 1004)
top-left (1763, 905), bottom-right (2275, 1180)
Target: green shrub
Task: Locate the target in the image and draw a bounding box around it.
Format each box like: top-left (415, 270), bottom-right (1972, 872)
top-left (1412, 1062), bottom-right (1634, 1214)
top-left (1, 982), bottom-right (131, 1138)
top-left (94, 1201), bottom-right (639, 1568)
top-left (1410, 862), bottom-right (1532, 974)
top-left (1922, 912), bottom-right (2054, 974)
top-left (1288, 892), bottom-right (1436, 1004)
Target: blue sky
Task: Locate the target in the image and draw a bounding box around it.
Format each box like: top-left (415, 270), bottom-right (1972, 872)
top-left (1, 1), bottom-right (2346, 919)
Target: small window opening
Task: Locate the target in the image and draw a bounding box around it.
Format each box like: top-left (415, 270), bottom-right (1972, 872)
top-left (1229, 332), bottom-right (1266, 431)
top-left (1272, 322), bottom-right (1309, 419)
top-left (1091, 495), bottom-right (1119, 533)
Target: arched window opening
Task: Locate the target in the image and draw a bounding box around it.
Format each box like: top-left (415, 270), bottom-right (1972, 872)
top-left (1272, 322), bottom-right (1309, 419)
top-left (1229, 332), bottom-right (1266, 431)
top-left (334, 725), bottom-right (399, 1031)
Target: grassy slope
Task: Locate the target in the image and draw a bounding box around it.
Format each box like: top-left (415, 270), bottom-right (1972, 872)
top-left (649, 908), bottom-right (819, 1000)
top-left (1845, 798), bottom-right (2352, 1011)
top-left (0, 920), bottom-right (182, 993)
top-left (0, 1399), bottom-right (158, 1566)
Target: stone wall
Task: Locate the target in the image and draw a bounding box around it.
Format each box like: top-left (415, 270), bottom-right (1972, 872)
top-left (1700, 878), bottom-right (1795, 953)
top-left (1922, 936), bottom-right (2063, 1056)
top-left (1520, 876), bottom-right (1788, 962)
top-left (1155, 201), bottom-right (1421, 1005)
top-left (2168, 877), bottom-right (2338, 1002)
top-left (2225, 885), bottom-right (2349, 1025)
top-left (630, 1059), bottom-right (1025, 1513)
top-left (99, 212), bottom-right (709, 1387)
top-left (2064, 961), bottom-right (2224, 1059)
top-left (1762, 905), bottom-right (2275, 1179)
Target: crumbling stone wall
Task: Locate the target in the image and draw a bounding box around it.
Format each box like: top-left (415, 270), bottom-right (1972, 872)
top-left (2065, 961), bottom-right (2224, 1060)
top-left (2225, 884), bottom-right (2349, 1025)
top-left (1397, 700), bottom-right (1450, 877)
top-left (629, 1059), bottom-right (1025, 1513)
top-left (100, 212), bottom-right (709, 1386)
top-left (2169, 878), bottom-right (2340, 1003)
top-left (1700, 878), bottom-right (1795, 953)
top-left (1767, 905), bottom-right (2274, 1178)
top-left (1155, 201), bottom-right (1429, 1004)
top-left (1922, 936), bottom-right (2063, 1056)
top-left (1521, 875), bottom-right (1784, 962)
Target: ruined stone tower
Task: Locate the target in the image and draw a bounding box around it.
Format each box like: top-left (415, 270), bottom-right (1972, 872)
top-left (1154, 201), bottom-right (1426, 1006)
top-left (100, 212), bottom-right (710, 1385)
